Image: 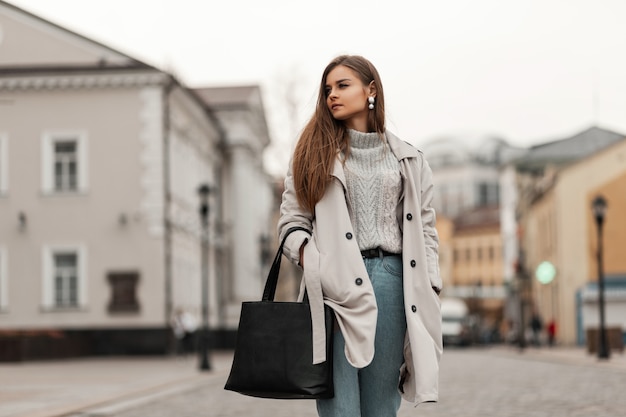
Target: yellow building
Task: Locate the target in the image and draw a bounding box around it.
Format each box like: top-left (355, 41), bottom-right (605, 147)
top-left (520, 136), bottom-right (626, 345)
top-left (450, 206), bottom-right (505, 323)
top-left (436, 205), bottom-right (506, 333)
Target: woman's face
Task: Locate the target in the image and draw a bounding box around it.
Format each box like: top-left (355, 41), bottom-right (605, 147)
top-left (324, 65), bottom-right (372, 132)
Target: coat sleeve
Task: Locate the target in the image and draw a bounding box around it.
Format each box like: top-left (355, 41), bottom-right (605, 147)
top-left (277, 157), bottom-right (313, 265)
top-left (419, 154), bottom-right (442, 292)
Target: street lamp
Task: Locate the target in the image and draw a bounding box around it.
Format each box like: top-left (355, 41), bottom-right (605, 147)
top-left (591, 195), bottom-right (610, 360)
top-left (259, 233), bottom-right (271, 269)
top-left (198, 183), bottom-right (212, 370)
top-left (515, 251), bottom-right (528, 350)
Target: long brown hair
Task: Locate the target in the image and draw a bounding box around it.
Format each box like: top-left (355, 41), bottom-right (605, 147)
top-left (292, 55), bottom-right (386, 212)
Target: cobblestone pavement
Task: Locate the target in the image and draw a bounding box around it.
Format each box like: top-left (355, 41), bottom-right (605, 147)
top-left (107, 348), bottom-right (626, 417)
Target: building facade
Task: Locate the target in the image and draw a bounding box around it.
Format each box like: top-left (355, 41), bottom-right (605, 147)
top-left (449, 206), bottom-right (506, 321)
top-left (193, 86), bottom-right (275, 329)
top-left (506, 126), bottom-right (626, 346)
top-left (0, 1), bottom-right (275, 359)
top-left (422, 135), bottom-right (524, 219)
top-left (425, 136), bottom-right (522, 336)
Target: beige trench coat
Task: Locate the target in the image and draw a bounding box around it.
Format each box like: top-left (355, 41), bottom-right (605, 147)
top-left (277, 131), bottom-right (442, 405)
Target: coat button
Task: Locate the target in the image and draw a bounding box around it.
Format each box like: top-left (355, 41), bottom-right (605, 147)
top-left (346, 232), bottom-right (353, 240)
top-left (411, 305), bottom-right (417, 313)
top-left (406, 213), bottom-right (413, 221)
top-left (355, 278), bottom-right (363, 286)
top-left (410, 260), bottom-right (416, 267)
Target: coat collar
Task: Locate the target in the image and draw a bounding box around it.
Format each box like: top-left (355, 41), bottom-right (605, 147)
top-left (332, 156), bottom-right (347, 186)
top-left (385, 130), bottom-right (421, 161)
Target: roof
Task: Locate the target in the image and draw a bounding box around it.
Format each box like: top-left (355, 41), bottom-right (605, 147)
top-left (515, 126), bottom-right (625, 172)
top-left (0, 0), bottom-right (154, 71)
top-left (193, 85), bottom-right (271, 147)
top-left (453, 205), bottom-right (500, 231)
top-left (193, 86), bottom-right (260, 109)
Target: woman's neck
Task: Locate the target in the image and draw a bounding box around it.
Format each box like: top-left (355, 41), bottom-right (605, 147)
top-left (345, 115), bottom-right (368, 133)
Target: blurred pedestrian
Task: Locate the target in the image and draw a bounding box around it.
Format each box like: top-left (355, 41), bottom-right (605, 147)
top-left (170, 308), bottom-right (197, 355)
top-left (278, 55), bottom-right (442, 417)
top-left (547, 318), bottom-right (556, 347)
top-left (530, 311), bottom-right (543, 347)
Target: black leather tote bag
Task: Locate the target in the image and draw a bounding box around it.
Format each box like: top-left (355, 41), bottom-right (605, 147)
top-left (224, 226), bottom-right (334, 399)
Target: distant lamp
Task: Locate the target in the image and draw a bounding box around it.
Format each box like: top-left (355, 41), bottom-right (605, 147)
top-left (198, 184), bottom-right (211, 226)
top-left (592, 195), bottom-right (607, 225)
top-left (18, 211), bottom-right (27, 231)
top-left (259, 233), bottom-right (271, 267)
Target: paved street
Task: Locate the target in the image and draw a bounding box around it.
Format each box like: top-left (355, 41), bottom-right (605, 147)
top-left (90, 347), bottom-right (626, 417)
top-left (2, 346), bottom-right (624, 417)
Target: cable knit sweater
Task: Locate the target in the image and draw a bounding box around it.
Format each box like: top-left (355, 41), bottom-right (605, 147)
top-left (344, 129), bottom-right (402, 253)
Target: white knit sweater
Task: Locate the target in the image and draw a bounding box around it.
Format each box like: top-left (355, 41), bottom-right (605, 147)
top-left (344, 129), bottom-right (402, 253)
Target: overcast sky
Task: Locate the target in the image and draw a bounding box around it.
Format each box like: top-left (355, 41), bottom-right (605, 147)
top-left (9, 0), bottom-right (626, 175)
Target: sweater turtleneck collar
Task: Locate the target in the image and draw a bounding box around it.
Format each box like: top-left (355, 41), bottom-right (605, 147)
top-left (348, 129), bottom-right (385, 150)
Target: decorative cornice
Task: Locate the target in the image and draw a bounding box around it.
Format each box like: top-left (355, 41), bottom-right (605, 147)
top-left (0, 71), bottom-right (168, 91)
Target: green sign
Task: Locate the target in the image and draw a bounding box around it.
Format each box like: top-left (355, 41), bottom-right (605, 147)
top-left (535, 261), bottom-right (556, 284)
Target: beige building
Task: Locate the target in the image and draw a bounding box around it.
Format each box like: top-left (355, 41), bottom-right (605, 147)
top-left (0, 2), bottom-right (275, 358)
top-left (513, 128), bottom-right (626, 345)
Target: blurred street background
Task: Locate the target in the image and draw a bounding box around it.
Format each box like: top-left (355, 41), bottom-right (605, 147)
top-left (2, 0), bottom-right (626, 416)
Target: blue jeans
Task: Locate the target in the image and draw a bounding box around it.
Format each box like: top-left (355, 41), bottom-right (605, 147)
top-left (317, 255), bottom-right (406, 417)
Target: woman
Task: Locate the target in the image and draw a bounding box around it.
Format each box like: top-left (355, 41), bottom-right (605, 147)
top-left (278, 55), bottom-right (442, 417)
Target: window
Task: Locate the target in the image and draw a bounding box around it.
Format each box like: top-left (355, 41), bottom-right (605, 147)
top-left (41, 131), bottom-right (88, 194)
top-left (42, 245), bottom-right (87, 309)
top-left (107, 271), bottom-right (140, 313)
top-left (477, 182), bottom-right (500, 206)
top-left (0, 133), bottom-right (7, 195)
top-left (54, 253), bottom-right (78, 307)
top-left (54, 141), bottom-right (77, 191)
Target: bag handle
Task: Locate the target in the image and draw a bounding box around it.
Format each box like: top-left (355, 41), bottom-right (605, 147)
top-left (262, 226), bottom-right (310, 302)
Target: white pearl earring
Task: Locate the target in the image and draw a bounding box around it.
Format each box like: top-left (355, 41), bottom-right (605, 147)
top-left (368, 96), bottom-right (375, 110)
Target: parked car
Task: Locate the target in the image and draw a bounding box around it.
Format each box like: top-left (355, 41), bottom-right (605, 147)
top-left (441, 297), bottom-right (473, 347)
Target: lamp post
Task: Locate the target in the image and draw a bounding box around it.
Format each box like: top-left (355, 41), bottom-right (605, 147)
top-left (198, 183), bottom-right (212, 370)
top-left (592, 195), bottom-right (610, 360)
top-left (518, 279), bottom-right (527, 350)
top-left (515, 250), bottom-right (528, 350)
